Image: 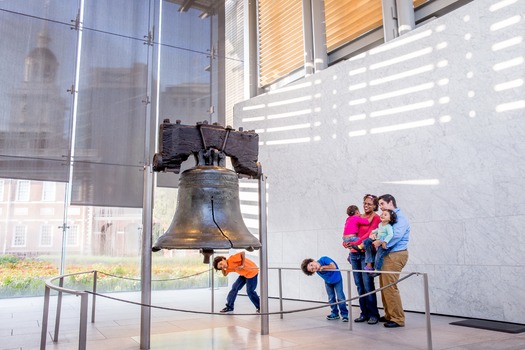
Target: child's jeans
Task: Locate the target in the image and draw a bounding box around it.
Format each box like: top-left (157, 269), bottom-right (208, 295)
top-left (325, 279), bottom-right (348, 317)
top-left (363, 238), bottom-right (390, 271)
top-left (342, 234), bottom-right (358, 245)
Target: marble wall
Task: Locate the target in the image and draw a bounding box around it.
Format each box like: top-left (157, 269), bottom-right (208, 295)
top-left (233, 0), bottom-right (525, 323)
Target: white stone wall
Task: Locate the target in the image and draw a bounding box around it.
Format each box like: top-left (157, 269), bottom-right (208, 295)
top-left (233, 0), bottom-right (524, 323)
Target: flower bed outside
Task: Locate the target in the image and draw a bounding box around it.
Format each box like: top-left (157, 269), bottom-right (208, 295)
top-left (0, 254), bottom-right (227, 298)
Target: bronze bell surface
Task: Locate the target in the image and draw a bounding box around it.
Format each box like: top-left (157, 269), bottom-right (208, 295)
top-left (152, 165), bottom-right (261, 259)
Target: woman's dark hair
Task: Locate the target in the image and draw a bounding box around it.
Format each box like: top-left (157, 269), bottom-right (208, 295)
top-left (378, 194), bottom-right (397, 208)
top-left (301, 258), bottom-right (314, 276)
top-left (386, 209), bottom-right (397, 225)
top-left (363, 194), bottom-right (379, 211)
top-left (213, 256), bottom-right (226, 271)
top-left (346, 205), bottom-right (359, 216)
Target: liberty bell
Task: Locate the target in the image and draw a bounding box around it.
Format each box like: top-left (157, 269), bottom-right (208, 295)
top-left (152, 120), bottom-right (262, 263)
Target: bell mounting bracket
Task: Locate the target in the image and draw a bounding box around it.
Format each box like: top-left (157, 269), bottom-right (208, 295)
top-left (153, 119), bottom-right (261, 178)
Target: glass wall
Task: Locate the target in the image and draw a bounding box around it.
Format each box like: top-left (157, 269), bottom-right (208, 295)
top-left (0, 0), bottom-right (230, 298)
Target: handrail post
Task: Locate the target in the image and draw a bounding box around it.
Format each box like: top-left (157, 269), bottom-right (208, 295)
top-left (40, 285), bottom-right (50, 350)
top-left (423, 273), bottom-right (433, 350)
top-left (79, 293), bottom-right (88, 350)
top-left (53, 277), bottom-right (64, 342)
top-left (258, 174), bottom-right (269, 335)
top-left (278, 268), bottom-right (283, 319)
top-left (211, 262), bottom-right (215, 312)
top-left (347, 270), bottom-right (352, 330)
top-left (92, 270), bottom-right (97, 323)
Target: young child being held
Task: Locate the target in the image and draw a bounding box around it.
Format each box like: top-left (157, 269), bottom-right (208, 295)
top-left (342, 205), bottom-right (372, 247)
top-left (301, 256), bottom-right (349, 322)
top-left (351, 209), bottom-right (397, 278)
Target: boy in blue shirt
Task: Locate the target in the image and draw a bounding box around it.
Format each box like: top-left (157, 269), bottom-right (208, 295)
top-left (301, 256), bottom-right (349, 321)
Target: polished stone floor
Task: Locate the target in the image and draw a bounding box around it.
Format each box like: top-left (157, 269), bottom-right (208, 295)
top-left (1, 288), bottom-right (524, 350)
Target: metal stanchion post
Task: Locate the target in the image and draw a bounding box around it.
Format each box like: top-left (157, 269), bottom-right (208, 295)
top-left (40, 286), bottom-right (50, 350)
top-left (211, 260), bottom-right (215, 312)
top-left (258, 174), bottom-right (269, 335)
top-left (279, 268), bottom-right (283, 319)
top-left (79, 293), bottom-right (88, 350)
top-left (53, 277), bottom-right (64, 341)
top-left (92, 270), bottom-right (97, 323)
top-left (423, 273), bottom-right (433, 350)
top-left (347, 271), bottom-right (353, 330)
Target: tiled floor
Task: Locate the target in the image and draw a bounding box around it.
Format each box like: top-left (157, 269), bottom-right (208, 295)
top-left (1, 288), bottom-right (524, 350)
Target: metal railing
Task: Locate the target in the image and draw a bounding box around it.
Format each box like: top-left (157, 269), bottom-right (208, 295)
top-left (269, 267), bottom-right (432, 350)
top-left (40, 267), bottom-right (432, 350)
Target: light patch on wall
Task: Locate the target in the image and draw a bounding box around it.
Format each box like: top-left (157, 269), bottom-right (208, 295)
top-left (382, 179), bottom-right (440, 185)
top-left (439, 97), bottom-right (450, 104)
top-left (496, 100), bottom-right (525, 112)
top-left (240, 204), bottom-right (258, 215)
top-left (493, 56), bottom-right (524, 71)
top-left (268, 81), bottom-right (312, 94)
top-left (494, 78), bottom-right (523, 91)
top-left (349, 114), bottom-right (366, 121)
top-left (349, 130), bottom-right (367, 137)
top-left (370, 100), bottom-right (434, 118)
top-left (349, 98), bottom-right (367, 106)
top-left (370, 47), bottom-right (433, 70)
top-left (239, 182), bottom-right (258, 189)
top-left (490, 15), bottom-right (521, 32)
top-left (438, 78), bottom-right (449, 86)
top-left (242, 116), bottom-right (265, 122)
top-left (268, 95), bottom-right (312, 107)
top-left (348, 52), bottom-right (366, 61)
top-left (436, 42), bottom-right (448, 50)
top-left (490, 0), bottom-right (519, 12)
top-left (435, 24), bottom-right (446, 32)
top-left (267, 109), bottom-right (312, 120)
top-left (370, 82), bottom-right (434, 102)
top-left (265, 137), bottom-right (311, 145)
top-left (439, 115), bottom-right (452, 123)
top-left (370, 29), bottom-right (432, 55)
top-left (492, 36), bottom-right (522, 51)
top-left (313, 136), bottom-right (321, 141)
top-left (370, 64), bottom-right (434, 86)
top-left (349, 67), bottom-right (367, 76)
top-left (349, 82), bottom-right (367, 91)
top-left (370, 118), bottom-right (435, 133)
top-left (242, 104), bottom-right (265, 111)
top-left (265, 123), bottom-right (311, 133)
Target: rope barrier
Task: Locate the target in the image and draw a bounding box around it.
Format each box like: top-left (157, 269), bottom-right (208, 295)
top-left (96, 268), bottom-right (213, 282)
top-left (82, 271), bottom-right (418, 316)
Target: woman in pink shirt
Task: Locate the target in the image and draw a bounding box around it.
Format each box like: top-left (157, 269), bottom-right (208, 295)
top-left (343, 194), bottom-right (381, 324)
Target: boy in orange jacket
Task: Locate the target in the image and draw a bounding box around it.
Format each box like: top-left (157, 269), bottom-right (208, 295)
top-left (213, 251), bottom-right (260, 313)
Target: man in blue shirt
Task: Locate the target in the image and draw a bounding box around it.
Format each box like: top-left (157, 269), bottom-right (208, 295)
top-left (301, 256), bottom-right (349, 322)
top-left (375, 194), bottom-right (410, 328)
